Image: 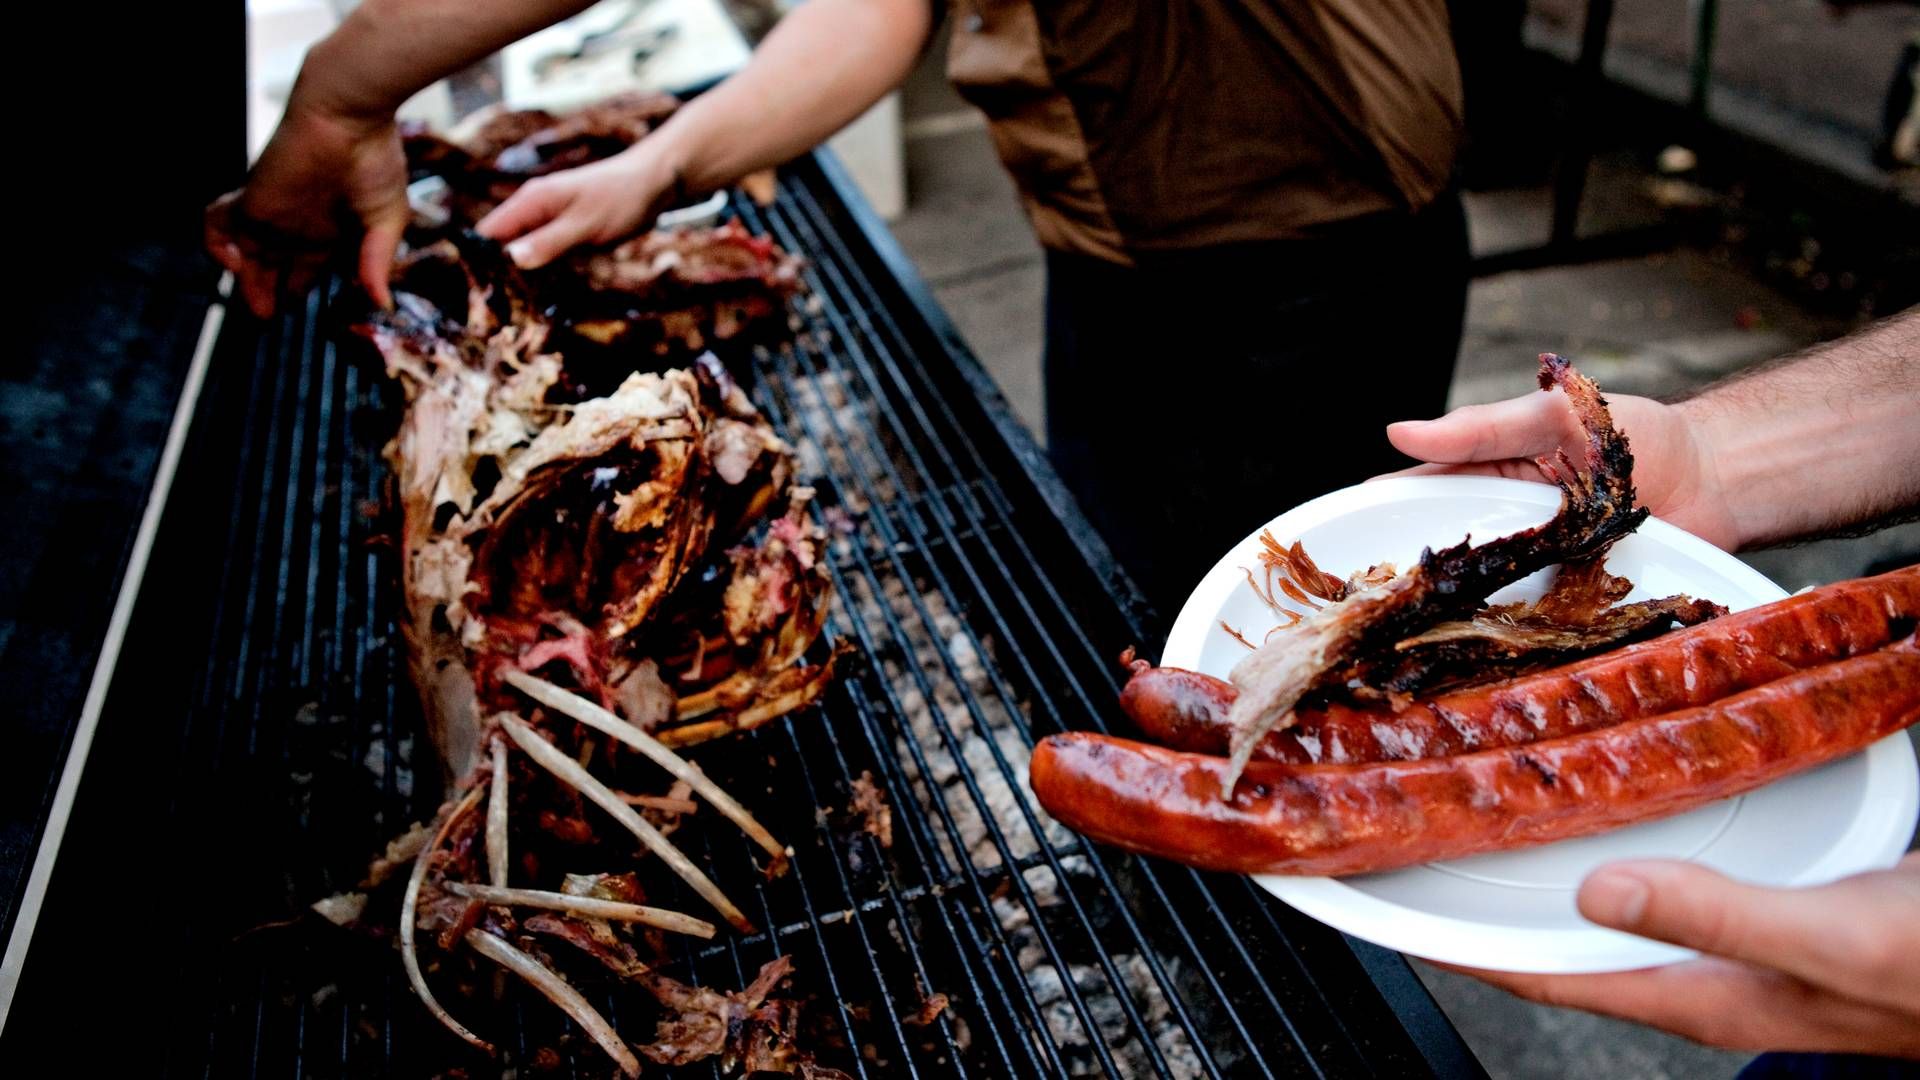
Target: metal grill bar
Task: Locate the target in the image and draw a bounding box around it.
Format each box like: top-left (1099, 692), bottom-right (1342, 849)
top-left (756, 369), bottom-right (1095, 1078)
top-left (3, 151), bottom-right (1477, 1079)
top-left (742, 176), bottom-right (1367, 1076)
top-left (743, 185), bottom-right (1297, 1079)
top-left (766, 165), bottom-right (1470, 1074)
top-left (744, 230), bottom-right (1202, 1077)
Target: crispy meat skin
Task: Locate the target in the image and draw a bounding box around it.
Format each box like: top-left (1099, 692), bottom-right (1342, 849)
top-left (399, 107), bottom-right (805, 380)
top-left (402, 92), bottom-right (681, 222)
top-left (542, 222), bottom-right (805, 383)
top-left (1223, 354), bottom-right (1647, 786)
top-left (1340, 556), bottom-right (1728, 697)
top-left (353, 237), bottom-right (823, 777)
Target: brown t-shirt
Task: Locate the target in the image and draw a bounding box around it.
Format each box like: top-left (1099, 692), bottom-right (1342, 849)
top-left (945, 0), bottom-right (1463, 265)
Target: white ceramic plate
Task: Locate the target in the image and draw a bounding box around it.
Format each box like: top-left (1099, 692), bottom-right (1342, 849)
top-left (1162, 476), bottom-right (1919, 974)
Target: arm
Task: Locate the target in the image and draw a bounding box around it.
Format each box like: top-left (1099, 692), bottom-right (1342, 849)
top-left (1385, 306), bottom-right (1920, 550)
top-left (206, 0), bottom-right (601, 317)
top-left (476, 0), bottom-right (932, 267)
top-left (1676, 308), bottom-right (1920, 547)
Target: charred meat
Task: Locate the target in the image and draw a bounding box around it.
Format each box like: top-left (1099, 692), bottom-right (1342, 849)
top-left (403, 91), bottom-right (681, 223)
top-left (1223, 354), bottom-right (1683, 789)
top-left (340, 172), bottom-right (846, 1075)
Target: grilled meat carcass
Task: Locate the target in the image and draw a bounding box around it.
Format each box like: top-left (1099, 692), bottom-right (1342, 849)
top-left (543, 221), bottom-right (806, 389)
top-left (403, 91), bottom-right (681, 223)
top-left (342, 219), bottom-right (844, 1075)
top-left (636, 493), bottom-right (851, 748)
top-left (359, 254), bottom-right (816, 776)
top-left (1222, 354), bottom-right (1687, 789)
top-left (402, 102), bottom-right (806, 380)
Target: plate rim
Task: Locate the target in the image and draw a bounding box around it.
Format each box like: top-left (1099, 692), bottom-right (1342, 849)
top-left (1160, 474), bottom-right (1920, 974)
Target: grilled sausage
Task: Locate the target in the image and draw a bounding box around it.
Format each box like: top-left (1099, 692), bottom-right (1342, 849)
top-left (1038, 637), bottom-right (1920, 876)
top-left (1123, 566), bottom-right (1920, 765)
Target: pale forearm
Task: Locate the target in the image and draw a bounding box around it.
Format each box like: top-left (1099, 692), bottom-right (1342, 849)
top-left (294, 0), bottom-right (601, 121)
top-left (1679, 306), bottom-right (1920, 549)
top-left (645, 0), bottom-right (932, 194)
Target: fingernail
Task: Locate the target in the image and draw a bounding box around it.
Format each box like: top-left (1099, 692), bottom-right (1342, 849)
top-left (1582, 869), bottom-right (1650, 927)
top-left (505, 242), bottom-right (530, 266)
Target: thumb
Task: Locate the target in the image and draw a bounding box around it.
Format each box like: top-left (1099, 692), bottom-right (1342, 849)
top-left (1386, 390), bottom-right (1575, 466)
top-left (1579, 860), bottom-right (1920, 1013)
top-left (475, 178), bottom-right (570, 244)
top-left (501, 212), bottom-right (593, 270)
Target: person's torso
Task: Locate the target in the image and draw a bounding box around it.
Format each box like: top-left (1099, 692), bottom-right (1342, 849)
top-left (945, 0), bottom-right (1464, 264)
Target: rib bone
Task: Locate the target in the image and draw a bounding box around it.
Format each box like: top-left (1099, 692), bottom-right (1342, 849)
top-left (486, 739), bottom-right (509, 888)
top-left (400, 785), bottom-right (491, 1054)
top-left (464, 929), bottom-right (641, 1078)
top-left (499, 714), bottom-right (754, 933)
top-left (445, 881), bottom-right (716, 938)
top-left (504, 669), bottom-right (787, 864)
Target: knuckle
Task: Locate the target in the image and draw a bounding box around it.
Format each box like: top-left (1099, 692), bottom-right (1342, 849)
top-left (1689, 900), bottom-right (1748, 958)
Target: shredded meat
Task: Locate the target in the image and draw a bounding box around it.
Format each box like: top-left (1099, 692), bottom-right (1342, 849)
top-left (849, 770), bottom-right (893, 849)
top-left (1223, 354), bottom-right (1653, 789)
top-left (1339, 556), bottom-right (1728, 698)
top-left (352, 240), bottom-right (815, 774)
top-left (522, 914), bottom-right (647, 979)
top-left (636, 956), bottom-right (848, 1075)
top-left (540, 222), bottom-right (805, 379)
top-left (902, 992), bottom-right (949, 1027)
top-left (402, 92), bottom-right (681, 223)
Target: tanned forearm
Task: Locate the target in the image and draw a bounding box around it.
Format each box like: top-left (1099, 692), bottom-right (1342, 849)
top-left (294, 0), bottom-right (603, 122)
top-left (1678, 306), bottom-right (1920, 548)
top-left (640, 0), bottom-right (932, 195)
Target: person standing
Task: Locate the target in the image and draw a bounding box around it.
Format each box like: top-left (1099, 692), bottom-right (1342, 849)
top-left (210, 0), bottom-right (1469, 610)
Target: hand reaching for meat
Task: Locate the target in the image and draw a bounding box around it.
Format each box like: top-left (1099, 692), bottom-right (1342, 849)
top-left (1380, 387), bottom-right (1742, 551)
top-left (476, 138), bottom-right (685, 269)
top-left (1447, 855), bottom-right (1920, 1057)
top-left (205, 100), bottom-right (411, 318)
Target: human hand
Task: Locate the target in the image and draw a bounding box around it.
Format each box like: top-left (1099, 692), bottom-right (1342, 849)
top-left (475, 137), bottom-right (686, 269)
top-left (1381, 386), bottom-right (1743, 550)
top-left (204, 99), bottom-right (410, 319)
top-left (1444, 855), bottom-right (1920, 1057)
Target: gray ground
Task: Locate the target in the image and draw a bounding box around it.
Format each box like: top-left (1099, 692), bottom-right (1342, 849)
top-left (888, 30), bottom-right (1917, 1080)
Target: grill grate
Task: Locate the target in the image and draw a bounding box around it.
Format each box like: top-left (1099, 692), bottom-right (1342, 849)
top-left (3, 152), bottom-right (1478, 1078)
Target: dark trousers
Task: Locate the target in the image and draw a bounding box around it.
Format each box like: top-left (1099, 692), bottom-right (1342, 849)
top-left (1740, 1054), bottom-right (1920, 1080)
top-left (1043, 193), bottom-right (1471, 614)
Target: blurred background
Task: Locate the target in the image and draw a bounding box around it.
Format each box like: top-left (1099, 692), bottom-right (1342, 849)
top-left (242, 0), bottom-right (1920, 595)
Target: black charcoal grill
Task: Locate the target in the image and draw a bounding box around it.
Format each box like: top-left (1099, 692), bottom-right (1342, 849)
top-left (1, 148), bottom-right (1483, 1077)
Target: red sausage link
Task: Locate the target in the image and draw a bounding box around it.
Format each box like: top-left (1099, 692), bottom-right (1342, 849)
top-left (1040, 637), bottom-right (1920, 877)
top-left (1122, 566), bottom-right (1920, 765)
